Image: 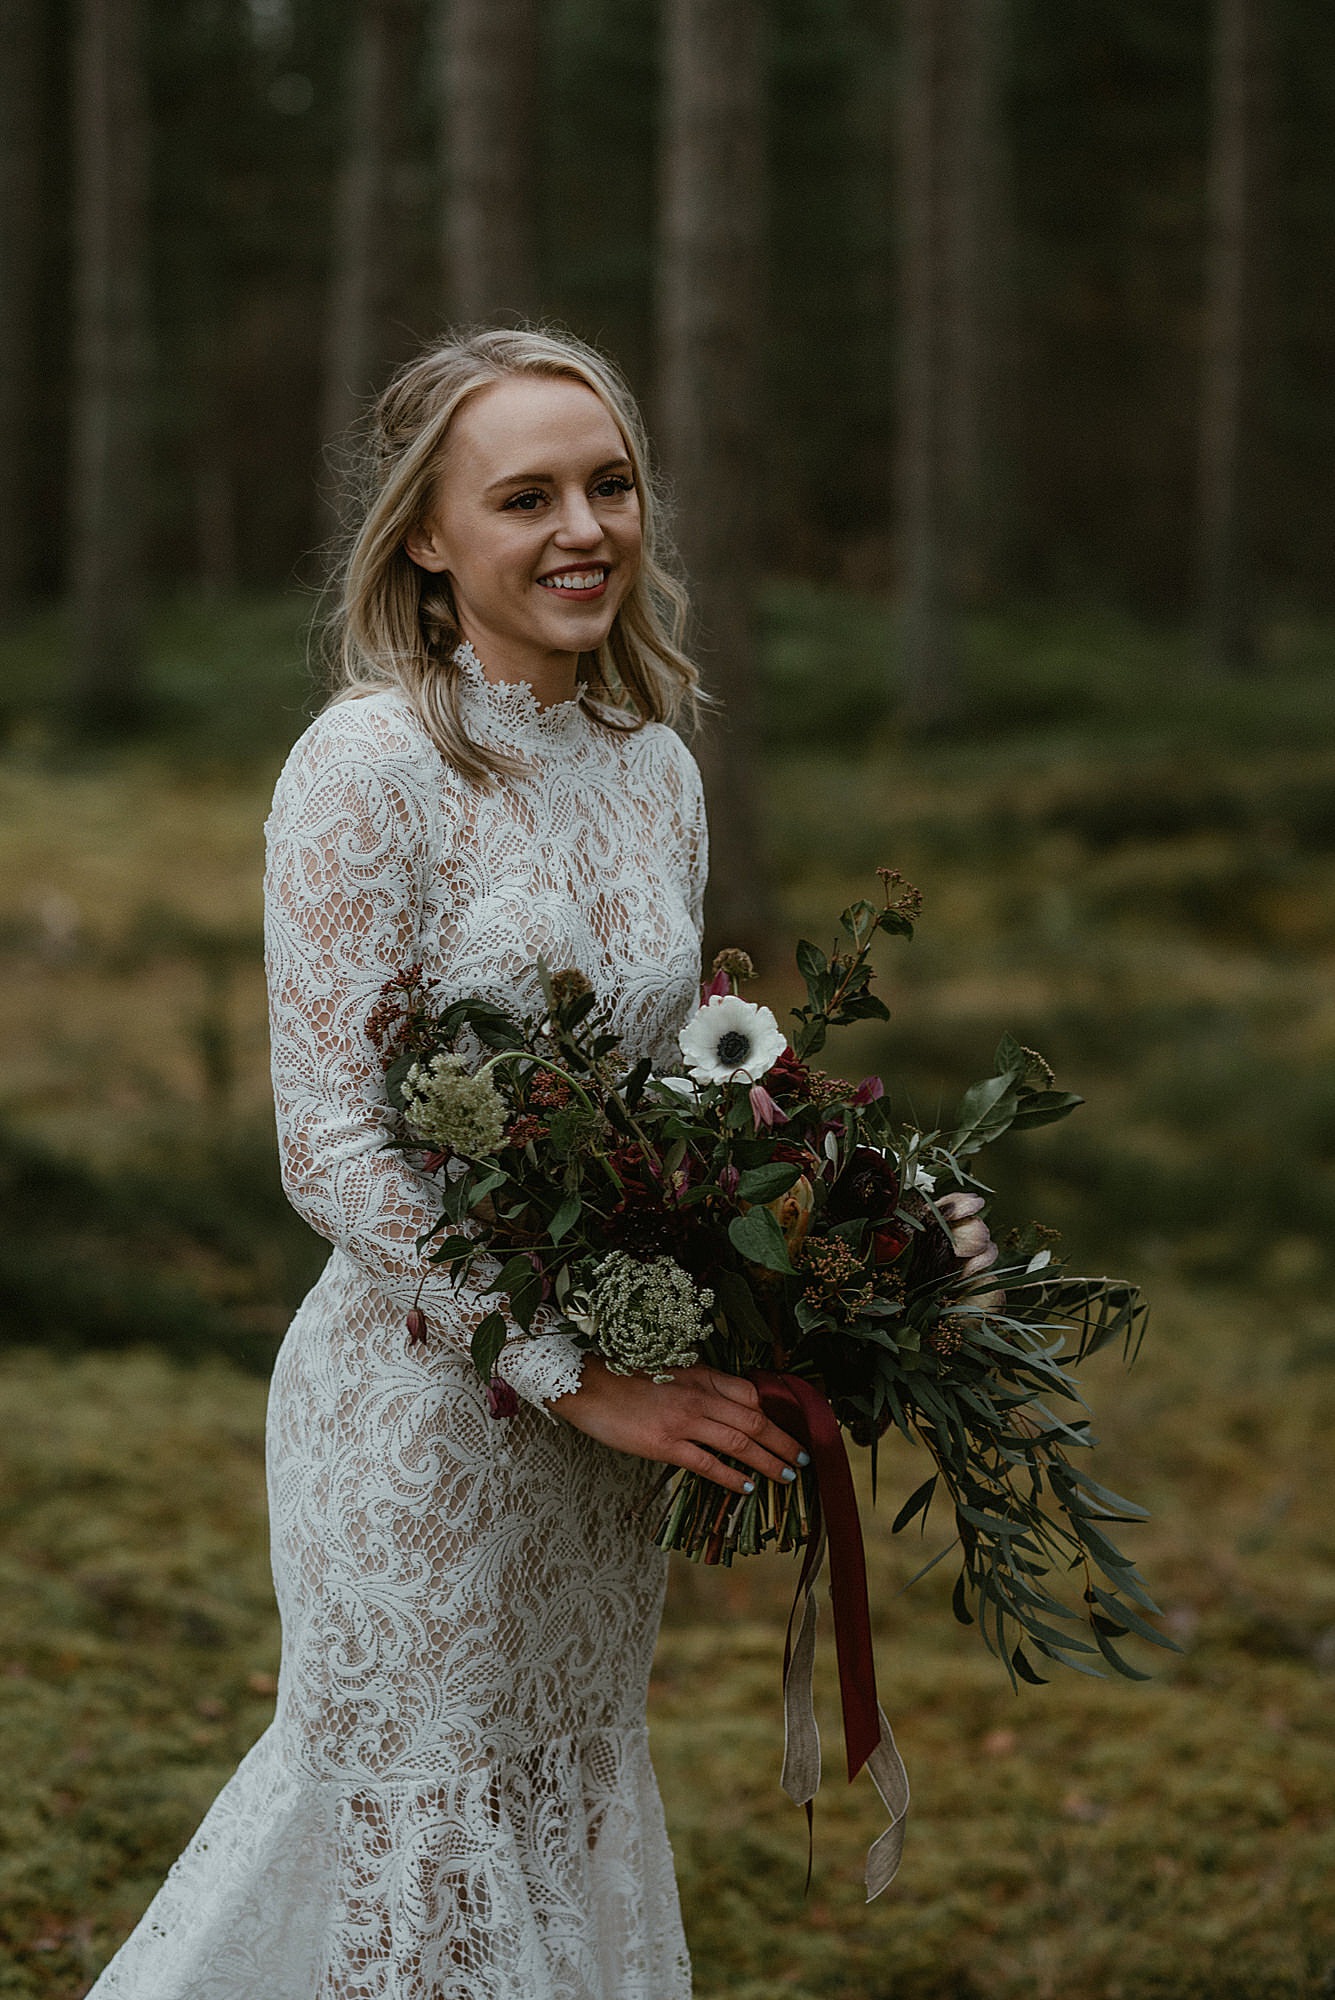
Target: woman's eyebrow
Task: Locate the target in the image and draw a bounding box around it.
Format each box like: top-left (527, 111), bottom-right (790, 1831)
top-left (485, 456), bottom-right (633, 495)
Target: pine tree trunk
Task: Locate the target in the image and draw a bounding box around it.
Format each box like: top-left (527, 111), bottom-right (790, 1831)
top-left (69, 0), bottom-right (149, 728)
top-left (441, 0), bottom-right (539, 323)
top-left (657, 0), bottom-right (774, 961)
top-left (896, 0), bottom-right (1007, 721)
top-left (896, 0), bottom-right (959, 723)
top-left (1199, 0), bottom-right (1270, 674)
top-left (323, 0), bottom-right (414, 478)
top-left (943, 0), bottom-right (1010, 607)
top-left (0, 0), bottom-right (44, 618)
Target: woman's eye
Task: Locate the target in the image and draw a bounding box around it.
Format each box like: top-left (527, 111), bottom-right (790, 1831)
top-left (503, 489), bottom-right (546, 511)
top-left (594, 475), bottom-right (634, 498)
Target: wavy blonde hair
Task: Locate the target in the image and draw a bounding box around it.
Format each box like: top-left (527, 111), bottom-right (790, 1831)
top-left (323, 324), bottom-right (702, 786)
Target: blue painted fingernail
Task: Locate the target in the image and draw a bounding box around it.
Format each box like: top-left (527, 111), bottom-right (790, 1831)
top-left (797, 1449), bottom-right (811, 1467)
top-left (743, 1479), bottom-right (755, 1493)
top-left (782, 1466), bottom-right (797, 1483)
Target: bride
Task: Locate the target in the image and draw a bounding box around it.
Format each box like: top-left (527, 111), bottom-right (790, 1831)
top-left (88, 324), bottom-right (805, 1999)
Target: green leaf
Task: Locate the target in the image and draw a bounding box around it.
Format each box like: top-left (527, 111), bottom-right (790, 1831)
top-left (622, 1056), bottom-right (653, 1108)
top-left (891, 1475), bottom-right (937, 1535)
top-left (1009, 1090), bottom-right (1085, 1130)
top-left (993, 1032), bottom-right (1026, 1078)
top-left (547, 1193), bottom-right (581, 1244)
top-left (714, 1266), bottom-right (774, 1350)
top-left (552, 988), bottom-right (596, 1029)
top-left (949, 1073), bottom-right (1021, 1154)
top-left (426, 1234), bottom-right (478, 1267)
top-left (1056, 1463), bottom-right (1151, 1521)
top-left (469, 1310), bottom-right (507, 1382)
top-left (795, 938), bottom-right (828, 986)
top-left (833, 993), bottom-right (891, 1024)
top-left (508, 1269), bottom-right (542, 1332)
top-left (736, 1161), bottom-right (802, 1204)
top-left (1091, 1625), bottom-right (1154, 1681)
top-left (1010, 1642), bottom-right (1049, 1686)
top-left (485, 1253), bottom-right (537, 1301)
top-left (384, 1049), bottom-right (418, 1109)
top-left (727, 1204), bottom-right (796, 1276)
top-left (1087, 1584), bottom-right (1181, 1651)
top-left (840, 898), bottom-right (877, 936)
top-left (951, 1573), bottom-right (974, 1626)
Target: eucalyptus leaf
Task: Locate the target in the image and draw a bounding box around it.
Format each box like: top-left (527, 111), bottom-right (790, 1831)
top-left (547, 1193), bottom-right (581, 1244)
top-left (891, 1475), bottom-right (937, 1535)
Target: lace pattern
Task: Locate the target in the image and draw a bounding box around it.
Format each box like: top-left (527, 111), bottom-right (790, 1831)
top-left (88, 647), bottom-right (707, 1999)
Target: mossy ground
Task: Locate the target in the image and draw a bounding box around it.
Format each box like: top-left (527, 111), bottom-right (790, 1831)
top-left (1, 592), bottom-right (1332, 1995)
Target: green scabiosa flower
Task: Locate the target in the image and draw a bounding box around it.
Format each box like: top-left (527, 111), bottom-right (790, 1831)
top-left (401, 1053), bottom-right (508, 1157)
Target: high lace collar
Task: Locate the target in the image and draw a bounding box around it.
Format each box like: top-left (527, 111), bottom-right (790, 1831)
top-left (452, 638), bottom-right (592, 756)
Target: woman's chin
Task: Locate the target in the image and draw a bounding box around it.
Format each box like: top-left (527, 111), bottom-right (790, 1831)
top-left (528, 595), bottom-right (621, 652)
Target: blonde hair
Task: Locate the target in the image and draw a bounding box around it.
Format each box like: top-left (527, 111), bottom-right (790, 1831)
top-left (323, 324), bottom-right (702, 786)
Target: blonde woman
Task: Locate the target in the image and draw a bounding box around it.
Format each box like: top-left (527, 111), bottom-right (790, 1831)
top-left (89, 325), bottom-right (804, 2000)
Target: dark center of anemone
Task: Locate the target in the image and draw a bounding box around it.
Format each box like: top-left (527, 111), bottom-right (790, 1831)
top-left (715, 1029), bottom-right (751, 1066)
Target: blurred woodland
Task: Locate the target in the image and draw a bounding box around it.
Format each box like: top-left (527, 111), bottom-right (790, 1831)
top-left (4, 1), bottom-right (1333, 678)
top-left (1, 2), bottom-right (1334, 1996)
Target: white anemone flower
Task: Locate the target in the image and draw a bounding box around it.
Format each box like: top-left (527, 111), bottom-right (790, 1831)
top-left (677, 993), bottom-right (787, 1086)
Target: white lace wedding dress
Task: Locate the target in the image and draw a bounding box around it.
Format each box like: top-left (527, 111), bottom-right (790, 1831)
top-left (89, 642), bottom-right (707, 2000)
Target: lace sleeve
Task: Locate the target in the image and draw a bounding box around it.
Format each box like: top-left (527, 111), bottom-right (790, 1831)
top-left (263, 703), bottom-right (585, 1411)
top-left (681, 738), bottom-right (709, 947)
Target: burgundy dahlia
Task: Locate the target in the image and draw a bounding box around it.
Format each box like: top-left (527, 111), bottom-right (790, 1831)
top-left (825, 1146), bottom-right (901, 1226)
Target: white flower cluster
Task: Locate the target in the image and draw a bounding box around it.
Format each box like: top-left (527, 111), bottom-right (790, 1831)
top-left (583, 1252), bottom-right (715, 1383)
top-left (401, 1053), bottom-right (508, 1157)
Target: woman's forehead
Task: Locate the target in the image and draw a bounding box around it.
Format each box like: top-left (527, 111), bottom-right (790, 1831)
top-left (446, 374), bottom-right (628, 480)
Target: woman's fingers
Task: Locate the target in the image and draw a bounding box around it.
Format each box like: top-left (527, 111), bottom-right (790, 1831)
top-left (687, 1369), bottom-right (805, 1470)
top-left (684, 1414), bottom-right (801, 1488)
top-left (550, 1356), bottom-right (808, 1489)
top-left (673, 1440), bottom-right (756, 1496)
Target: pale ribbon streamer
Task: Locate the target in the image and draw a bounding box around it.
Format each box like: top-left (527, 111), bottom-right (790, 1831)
top-left (779, 1528), bottom-right (912, 1901)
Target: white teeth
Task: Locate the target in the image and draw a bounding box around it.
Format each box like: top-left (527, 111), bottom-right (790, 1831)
top-left (540, 568), bottom-right (607, 592)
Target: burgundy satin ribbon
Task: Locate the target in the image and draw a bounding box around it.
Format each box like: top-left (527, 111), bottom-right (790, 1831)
top-left (752, 1368), bottom-right (880, 1782)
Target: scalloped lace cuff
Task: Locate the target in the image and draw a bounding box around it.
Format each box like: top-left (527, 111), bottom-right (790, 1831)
top-left (495, 1331), bottom-right (588, 1414)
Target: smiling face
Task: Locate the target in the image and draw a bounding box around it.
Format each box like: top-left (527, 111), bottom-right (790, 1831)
top-left (404, 372), bottom-right (644, 693)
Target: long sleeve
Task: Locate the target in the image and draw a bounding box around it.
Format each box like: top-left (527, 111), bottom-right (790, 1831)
top-left (680, 737), bottom-right (709, 952)
top-left (263, 702), bottom-right (585, 1410)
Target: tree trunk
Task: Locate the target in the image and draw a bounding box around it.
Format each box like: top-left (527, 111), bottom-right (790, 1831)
top-left (322, 0), bottom-right (415, 490)
top-left (1198, 0), bottom-right (1271, 674)
top-left (896, 0), bottom-right (1007, 723)
top-left (441, 0), bottom-right (540, 324)
top-left (0, 0), bottom-right (45, 619)
top-left (657, 0), bottom-right (774, 962)
top-left (943, 0), bottom-right (1010, 607)
top-left (69, 0), bottom-right (150, 728)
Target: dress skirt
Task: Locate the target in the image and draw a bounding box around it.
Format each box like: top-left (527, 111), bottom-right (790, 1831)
top-left (87, 1249), bottom-right (692, 2000)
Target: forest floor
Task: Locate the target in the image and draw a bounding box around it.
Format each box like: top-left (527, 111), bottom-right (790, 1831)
top-left (1, 591), bottom-right (1333, 1996)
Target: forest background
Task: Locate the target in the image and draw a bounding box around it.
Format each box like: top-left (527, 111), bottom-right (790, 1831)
top-left (1, 1), bottom-right (1333, 1995)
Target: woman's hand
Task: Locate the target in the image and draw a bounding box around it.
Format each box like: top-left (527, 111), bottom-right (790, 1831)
top-left (548, 1356), bottom-right (807, 1495)
top-left (936, 1190), bottom-right (998, 1277)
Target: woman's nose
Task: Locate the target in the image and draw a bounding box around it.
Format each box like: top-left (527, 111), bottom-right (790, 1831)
top-left (552, 489), bottom-right (603, 545)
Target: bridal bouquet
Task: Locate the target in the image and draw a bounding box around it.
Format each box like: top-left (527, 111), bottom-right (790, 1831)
top-left (367, 870), bottom-right (1168, 1891)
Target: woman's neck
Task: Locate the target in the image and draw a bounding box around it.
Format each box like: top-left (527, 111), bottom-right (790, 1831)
top-left (456, 622), bottom-right (580, 709)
